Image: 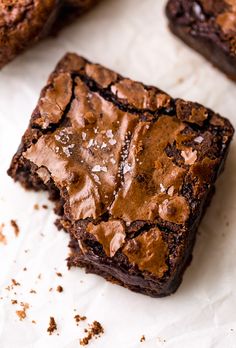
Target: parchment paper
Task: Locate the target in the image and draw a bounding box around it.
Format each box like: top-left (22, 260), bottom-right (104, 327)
top-left (0, 1), bottom-right (236, 347)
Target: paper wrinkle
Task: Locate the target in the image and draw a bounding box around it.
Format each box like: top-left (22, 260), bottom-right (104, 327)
top-left (1, 0), bottom-right (236, 347)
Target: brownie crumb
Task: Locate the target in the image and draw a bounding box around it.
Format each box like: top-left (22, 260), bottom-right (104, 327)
top-left (12, 279), bottom-right (20, 287)
top-left (79, 321), bottom-right (104, 346)
top-left (37, 273), bottom-right (42, 279)
top-left (34, 204), bottom-right (39, 210)
top-left (32, 320), bottom-right (36, 324)
top-left (49, 287), bottom-right (53, 292)
top-left (16, 310), bottom-right (26, 320)
top-left (47, 317), bottom-right (57, 335)
top-left (56, 272), bottom-right (62, 277)
top-left (10, 219), bottom-right (20, 237)
top-left (42, 204), bottom-right (48, 209)
top-left (11, 299), bottom-right (17, 304)
top-left (30, 289), bottom-right (37, 294)
top-left (140, 335), bottom-right (145, 342)
top-left (56, 285), bottom-right (63, 293)
top-left (23, 267), bottom-right (27, 271)
top-left (74, 314), bottom-right (86, 325)
top-left (0, 223), bottom-right (6, 245)
top-left (16, 303), bottom-right (29, 321)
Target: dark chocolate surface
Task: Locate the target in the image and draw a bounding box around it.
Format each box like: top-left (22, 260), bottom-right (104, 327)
top-left (8, 53), bottom-right (234, 296)
top-left (166, 0), bottom-right (236, 81)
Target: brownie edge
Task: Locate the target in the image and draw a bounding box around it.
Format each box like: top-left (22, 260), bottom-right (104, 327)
top-left (166, 0), bottom-right (236, 81)
top-left (8, 53), bottom-right (234, 297)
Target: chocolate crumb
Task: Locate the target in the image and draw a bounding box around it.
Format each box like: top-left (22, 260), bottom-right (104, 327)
top-left (42, 204), bottom-right (48, 209)
top-left (37, 273), bottom-right (42, 279)
top-left (23, 267), bottom-right (27, 271)
top-left (16, 310), bottom-right (26, 320)
top-left (49, 287), bottom-right (53, 292)
top-left (79, 321), bottom-right (104, 346)
top-left (140, 335), bottom-right (145, 342)
top-left (34, 204), bottom-right (39, 210)
top-left (56, 272), bottom-right (62, 277)
top-left (74, 314), bottom-right (86, 325)
top-left (30, 289), bottom-right (37, 294)
top-left (12, 279), bottom-right (20, 287)
top-left (10, 219), bottom-right (20, 237)
top-left (56, 285), bottom-right (63, 293)
top-left (16, 303), bottom-right (29, 321)
top-left (0, 223), bottom-right (6, 244)
top-left (32, 320), bottom-right (36, 324)
top-left (47, 317), bottom-right (57, 335)
top-left (11, 299), bottom-right (17, 304)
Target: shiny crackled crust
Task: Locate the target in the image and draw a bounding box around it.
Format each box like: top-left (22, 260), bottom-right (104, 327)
top-left (166, 0), bottom-right (236, 81)
top-left (0, 0), bottom-right (99, 68)
top-left (8, 53), bottom-right (234, 297)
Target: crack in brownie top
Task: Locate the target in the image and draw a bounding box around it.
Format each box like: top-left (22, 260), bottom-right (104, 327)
top-left (13, 53), bottom-right (233, 276)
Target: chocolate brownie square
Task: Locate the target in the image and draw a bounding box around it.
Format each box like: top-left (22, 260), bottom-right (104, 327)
top-left (166, 0), bottom-right (236, 81)
top-left (0, 0), bottom-right (99, 68)
top-left (8, 53), bottom-right (234, 297)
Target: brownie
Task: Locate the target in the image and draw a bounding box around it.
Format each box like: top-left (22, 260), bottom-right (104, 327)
top-left (0, 0), bottom-right (99, 69)
top-left (8, 53), bottom-right (234, 297)
top-left (166, 0), bottom-right (236, 81)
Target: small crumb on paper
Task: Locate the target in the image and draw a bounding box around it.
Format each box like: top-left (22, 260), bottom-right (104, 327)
top-left (0, 223), bottom-right (6, 245)
top-left (140, 335), bottom-right (145, 342)
top-left (10, 219), bottom-right (20, 237)
top-left (47, 317), bottom-right (57, 335)
top-left (56, 285), bottom-right (63, 293)
top-left (79, 321), bottom-right (104, 346)
top-left (16, 302), bottom-right (29, 321)
top-left (74, 314), bottom-right (86, 326)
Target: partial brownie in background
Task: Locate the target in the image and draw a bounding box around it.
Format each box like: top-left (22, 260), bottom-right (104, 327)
top-left (166, 0), bottom-right (236, 81)
top-left (0, 0), bottom-right (99, 69)
top-left (8, 53), bottom-right (234, 297)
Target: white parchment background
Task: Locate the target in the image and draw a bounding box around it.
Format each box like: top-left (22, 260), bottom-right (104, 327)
top-left (0, 0), bottom-right (236, 347)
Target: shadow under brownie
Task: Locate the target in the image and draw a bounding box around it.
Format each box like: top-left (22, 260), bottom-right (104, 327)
top-left (166, 0), bottom-right (236, 81)
top-left (8, 53), bottom-right (234, 297)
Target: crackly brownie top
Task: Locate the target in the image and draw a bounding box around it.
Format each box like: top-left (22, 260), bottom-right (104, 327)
top-left (166, 0), bottom-right (236, 56)
top-left (0, 0), bottom-right (57, 31)
top-left (21, 53), bottom-right (233, 276)
top-left (0, 0), bottom-right (57, 64)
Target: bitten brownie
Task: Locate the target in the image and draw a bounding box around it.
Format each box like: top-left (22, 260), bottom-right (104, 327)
top-left (8, 53), bottom-right (234, 297)
top-left (166, 0), bottom-right (236, 81)
top-left (0, 0), bottom-right (98, 68)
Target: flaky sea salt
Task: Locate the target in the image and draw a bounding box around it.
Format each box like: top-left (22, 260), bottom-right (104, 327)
top-left (101, 142), bottom-right (107, 149)
top-left (109, 139), bottom-right (117, 146)
top-left (123, 163), bottom-right (131, 174)
top-left (181, 149), bottom-right (198, 165)
top-left (55, 130), bottom-right (70, 144)
top-left (87, 139), bottom-right (94, 148)
top-left (110, 158), bottom-right (116, 164)
top-left (82, 132), bottom-right (87, 140)
top-left (194, 136), bottom-right (204, 144)
top-left (92, 174), bottom-right (101, 184)
top-left (92, 165), bottom-right (108, 173)
top-left (160, 183), bottom-right (166, 193)
top-left (106, 130), bottom-right (113, 138)
top-left (62, 144), bottom-right (75, 157)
